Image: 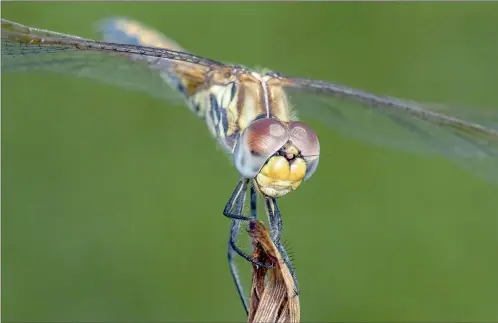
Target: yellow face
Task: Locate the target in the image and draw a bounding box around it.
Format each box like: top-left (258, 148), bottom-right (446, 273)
top-left (255, 144), bottom-right (307, 198)
top-left (234, 119), bottom-right (320, 199)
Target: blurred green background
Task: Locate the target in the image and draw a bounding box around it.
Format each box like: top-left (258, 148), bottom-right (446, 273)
top-left (3, 2), bottom-right (498, 322)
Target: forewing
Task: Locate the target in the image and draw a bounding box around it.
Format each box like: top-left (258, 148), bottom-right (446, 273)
top-left (280, 76), bottom-right (498, 184)
top-left (1, 18), bottom-right (223, 103)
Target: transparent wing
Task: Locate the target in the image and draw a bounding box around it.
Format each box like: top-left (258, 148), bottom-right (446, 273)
top-left (1, 18), bottom-right (224, 103)
top-left (280, 76), bottom-right (498, 184)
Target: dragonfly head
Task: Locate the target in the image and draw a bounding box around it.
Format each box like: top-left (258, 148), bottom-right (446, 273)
top-left (234, 118), bottom-right (320, 198)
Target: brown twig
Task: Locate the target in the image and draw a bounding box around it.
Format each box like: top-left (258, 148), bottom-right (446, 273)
top-left (247, 220), bottom-right (300, 323)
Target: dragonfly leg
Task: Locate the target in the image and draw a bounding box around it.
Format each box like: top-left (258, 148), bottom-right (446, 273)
top-left (226, 180), bottom-right (272, 314)
top-left (227, 183), bottom-right (260, 315)
top-left (250, 183), bottom-right (257, 220)
top-left (225, 180), bottom-right (273, 268)
top-left (223, 179), bottom-right (253, 222)
top-left (228, 222), bottom-right (249, 314)
top-left (265, 198), bottom-right (300, 297)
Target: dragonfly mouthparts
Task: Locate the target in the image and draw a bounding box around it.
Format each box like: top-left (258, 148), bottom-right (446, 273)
top-left (285, 152), bottom-right (296, 160)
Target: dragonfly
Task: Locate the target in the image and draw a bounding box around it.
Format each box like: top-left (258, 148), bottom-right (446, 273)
top-left (3, 17), bottom-right (498, 314)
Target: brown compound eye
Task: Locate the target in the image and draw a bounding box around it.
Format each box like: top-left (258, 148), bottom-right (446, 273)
top-left (288, 121), bottom-right (320, 180)
top-left (234, 118), bottom-right (290, 178)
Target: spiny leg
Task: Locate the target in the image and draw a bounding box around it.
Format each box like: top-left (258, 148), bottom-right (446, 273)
top-left (250, 184), bottom-right (257, 220)
top-left (227, 182), bottom-right (249, 315)
top-left (225, 180), bottom-right (268, 315)
top-left (223, 180), bottom-right (252, 222)
top-left (246, 184), bottom-right (258, 253)
top-left (224, 179), bottom-right (271, 267)
top-left (265, 197), bottom-right (282, 243)
top-left (264, 197), bottom-right (300, 296)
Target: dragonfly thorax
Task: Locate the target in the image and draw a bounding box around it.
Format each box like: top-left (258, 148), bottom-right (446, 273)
top-left (233, 118), bottom-right (320, 198)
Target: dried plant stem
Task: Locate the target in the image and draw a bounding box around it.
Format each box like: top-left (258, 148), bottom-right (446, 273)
top-left (247, 220), bottom-right (300, 323)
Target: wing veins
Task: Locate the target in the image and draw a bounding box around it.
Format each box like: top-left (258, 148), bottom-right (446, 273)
top-left (1, 18), bottom-right (225, 69)
top-left (284, 77), bottom-right (498, 139)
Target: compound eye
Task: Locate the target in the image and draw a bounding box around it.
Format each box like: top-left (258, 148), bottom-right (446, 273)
top-left (289, 122), bottom-right (320, 180)
top-left (234, 118), bottom-right (290, 178)
top-left (303, 155), bottom-right (319, 180)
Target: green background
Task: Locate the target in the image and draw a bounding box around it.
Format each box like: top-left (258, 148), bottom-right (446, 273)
top-left (3, 2), bottom-right (498, 322)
